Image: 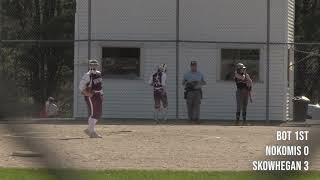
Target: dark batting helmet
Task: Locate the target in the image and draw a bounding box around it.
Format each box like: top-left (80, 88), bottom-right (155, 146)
top-left (236, 63), bottom-right (246, 70)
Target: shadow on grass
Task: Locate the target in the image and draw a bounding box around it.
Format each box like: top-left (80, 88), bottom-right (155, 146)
top-left (0, 169), bottom-right (320, 180)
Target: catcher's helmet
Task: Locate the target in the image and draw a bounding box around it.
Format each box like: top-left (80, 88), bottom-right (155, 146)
top-left (158, 64), bottom-right (167, 72)
top-left (236, 63), bottom-right (246, 70)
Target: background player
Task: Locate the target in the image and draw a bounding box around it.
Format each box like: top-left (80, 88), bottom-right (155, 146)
top-left (45, 97), bottom-right (58, 117)
top-left (79, 59), bottom-right (103, 138)
top-left (149, 64), bottom-right (168, 124)
top-left (234, 63), bottom-right (253, 125)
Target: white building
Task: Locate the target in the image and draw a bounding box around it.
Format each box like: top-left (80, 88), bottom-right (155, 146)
top-left (73, 0), bottom-right (295, 121)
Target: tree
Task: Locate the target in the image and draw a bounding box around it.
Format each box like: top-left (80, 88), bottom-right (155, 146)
top-left (294, 0), bottom-right (320, 103)
top-left (0, 0), bottom-right (76, 117)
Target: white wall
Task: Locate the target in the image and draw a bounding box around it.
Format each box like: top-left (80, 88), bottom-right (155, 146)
top-left (74, 0), bottom-right (292, 120)
top-left (287, 0), bottom-right (295, 43)
top-left (178, 43), bottom-right (267, 120)
top-left (76, 0), bottom-right (293, 42)
top-left (180, 0), bottom-right (267, 42)
top-left (91, 0), bottom-right (176, 40)
top-left (75, 42), bottom-right (177, 119)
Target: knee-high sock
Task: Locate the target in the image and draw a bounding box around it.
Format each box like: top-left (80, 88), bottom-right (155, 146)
top-left (154, 108), bottom-right (160, 121)
top-left (92, 118), bottom-right (98, 132)
top-left (162, 108), bottom-right (168, 120)
top-left (91, 118), bottom-right (98, 132)
top-left (88, 117), bottom-right (95, 133)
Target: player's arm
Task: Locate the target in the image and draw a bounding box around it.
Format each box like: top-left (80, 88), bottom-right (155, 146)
top-left (234, 72), bottom-right (245, 80)
top-left (245, 73), bottom-right (253, 87)
top-left (79, 74), bottom-right (93, 97)
top-left (182, 73), bottom-right (188, 86)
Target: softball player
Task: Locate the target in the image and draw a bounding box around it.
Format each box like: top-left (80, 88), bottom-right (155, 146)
top-left (149, 64), bottom-right (168, 123)
top-left (79, 59), bottom-right (103, 138)
top-left (234, 63), bottom-right (253, 125)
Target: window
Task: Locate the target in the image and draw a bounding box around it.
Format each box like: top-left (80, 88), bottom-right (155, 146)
top-left (102, 47), bottom-right (140, 79)
top-left (220, 49), bottom-right (260, 81)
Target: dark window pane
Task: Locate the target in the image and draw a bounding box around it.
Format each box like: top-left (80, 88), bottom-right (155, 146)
top-left (221, 59), bottom-right (236, 81)
top-left (221, 49), bottom-right (260, 81)
top-left (239, 49), bottom-right (260, 60)
top-left (102, 47), bottom-right (140, 79)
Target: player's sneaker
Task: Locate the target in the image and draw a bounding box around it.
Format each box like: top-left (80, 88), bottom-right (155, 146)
top-left (234, 120), bottom-right (239, 126)
top-left (162, 119), bottom-right (168, 124)
top-left (162, 116), bottom-right (168, 124)
top-left (84, 129), bottom-right (91, 137)
top-left (90, 132), bottom-right (102, 138)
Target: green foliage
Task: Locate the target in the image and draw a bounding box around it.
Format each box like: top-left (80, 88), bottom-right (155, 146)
top-left (294, 0), bottom-right (320, 103)
top-left (0, 0), bottom-right (76, 117)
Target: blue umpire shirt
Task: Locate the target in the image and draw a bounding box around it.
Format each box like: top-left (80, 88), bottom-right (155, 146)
top-left (183, 71), bottom-right (206, 89)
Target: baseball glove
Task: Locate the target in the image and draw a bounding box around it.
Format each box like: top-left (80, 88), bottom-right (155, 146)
top-left (82, 86), bottom-right (94, 97)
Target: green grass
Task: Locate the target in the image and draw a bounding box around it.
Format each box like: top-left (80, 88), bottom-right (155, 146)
top-left (0, 168), bottom-right (320, 180)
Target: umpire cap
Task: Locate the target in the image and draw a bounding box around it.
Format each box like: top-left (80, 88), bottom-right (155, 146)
top-left (190, 61), bottom-right (197, 66)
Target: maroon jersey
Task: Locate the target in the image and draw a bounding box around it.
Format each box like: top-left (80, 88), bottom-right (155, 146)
top-left (149, 71), bottom-right (167, 94)
top-left (88, 72), bottom-right (103, 92)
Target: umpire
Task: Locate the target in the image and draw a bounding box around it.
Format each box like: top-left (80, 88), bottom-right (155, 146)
top-left (183, 61), bottom-right (206, 123)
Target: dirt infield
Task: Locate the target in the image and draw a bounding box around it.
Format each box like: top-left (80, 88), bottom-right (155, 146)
top-left (0, 122), bottom-right (319, 171)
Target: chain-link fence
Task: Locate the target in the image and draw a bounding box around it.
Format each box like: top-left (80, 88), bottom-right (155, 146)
top-left (1, 0), bottom-right (320, 121)
top-left (294, 44), bottom-right (320, 103)
top-left (0, 0), bottom-right (75, 118)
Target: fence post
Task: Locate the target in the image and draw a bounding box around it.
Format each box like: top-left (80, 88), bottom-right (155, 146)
top-left (0, 0), bottom-right (2, 48)
top-left (266, 0), bottom-right (270, 122)
top-left (88, 0), bottom-right (92, 60)
top-left (176, 0), bottom-right (180, 121)
top-left (0, 0), bottom-right (3, 71)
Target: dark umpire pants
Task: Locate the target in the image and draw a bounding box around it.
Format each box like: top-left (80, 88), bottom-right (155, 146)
top-left (186, 90), bottom-right (202, 122)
